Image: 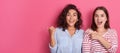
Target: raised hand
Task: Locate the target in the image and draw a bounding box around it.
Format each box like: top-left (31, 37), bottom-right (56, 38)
top-left (49, 26), bottom-right (56, 47)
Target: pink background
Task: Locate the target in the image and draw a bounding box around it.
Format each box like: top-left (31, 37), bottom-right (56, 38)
top-left (0, 0), bottom-right (120, 53)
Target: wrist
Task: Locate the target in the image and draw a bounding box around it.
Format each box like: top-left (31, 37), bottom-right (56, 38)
top-left (97, 36), bottom-right (103, 41)
top-left (50, 40), bottom-right (56, 47)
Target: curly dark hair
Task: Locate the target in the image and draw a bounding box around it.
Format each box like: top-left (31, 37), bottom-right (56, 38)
top-left (91, 6), bottom-right (110, 31)
top-left (57, 4), bottom-right (82, 31)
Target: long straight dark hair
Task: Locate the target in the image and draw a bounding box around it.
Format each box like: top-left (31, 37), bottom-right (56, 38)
top-left (91, 6), bottom-right (110, 31)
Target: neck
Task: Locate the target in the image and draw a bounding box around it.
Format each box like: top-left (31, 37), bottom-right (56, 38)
top-left (96, 27), bottom-right (107, 33)
top-left (67, 26), bottom-right (75, 30)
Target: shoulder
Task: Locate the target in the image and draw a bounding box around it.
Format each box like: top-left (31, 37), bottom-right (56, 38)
top-left (77, 29), bottom-right (84, 33)
top-left (56, 27), bottom-right (63, 31)
top-left (55, 27), bottom-right (65, 33)
top-left (108, 28), bottom-right (117, 32)
top-left (54, 27), bottom-right (64, 38)
top-left (108, 28), bottom-right (117, 35)
top-left (84, 28), bottom-right (94, 34)
top-left (76, 29), bottom-right (84, 37)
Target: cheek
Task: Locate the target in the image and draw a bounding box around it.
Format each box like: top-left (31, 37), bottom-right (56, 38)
top-left (102, 17), bottom-right (107, 22)
top-left (66, 16), bottom-right (70, 21)
top-left (73, 16), bottom-right (78, 21)
top-left (94, 18), bottom-right (97, 23)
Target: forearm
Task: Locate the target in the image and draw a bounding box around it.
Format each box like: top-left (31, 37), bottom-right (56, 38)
top-left (98, 37), bottom-right (111, 49)
top-left (50, 34), bottom-right (56, 47)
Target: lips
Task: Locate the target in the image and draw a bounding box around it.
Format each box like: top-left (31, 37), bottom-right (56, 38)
top-left (68, 20), bottom-right (76, 26)
top-left (97, 21), bottom-right (103, 25)
top-left (69, 20), bottom-right (74, 23)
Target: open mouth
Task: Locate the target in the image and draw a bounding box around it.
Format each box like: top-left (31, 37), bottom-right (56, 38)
top-left (97, 21), bottom-right (103, 25)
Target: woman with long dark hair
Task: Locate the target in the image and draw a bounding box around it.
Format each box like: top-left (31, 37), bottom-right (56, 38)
top-left (49, 4), bottom-right (83, 53)
top-left (82, 6), bottom-right (118, 53)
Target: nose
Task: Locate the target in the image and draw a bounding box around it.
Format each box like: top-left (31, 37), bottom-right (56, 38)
top-left (97, 16), bottom-right (101, 20)
top-left (69, 15), bottom-right (73, 19)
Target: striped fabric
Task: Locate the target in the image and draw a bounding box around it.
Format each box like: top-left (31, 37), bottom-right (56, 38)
top-left (82, 29), bottom-right (118, 53)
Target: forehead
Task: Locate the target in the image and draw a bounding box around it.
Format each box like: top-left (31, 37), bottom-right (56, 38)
top-left (95, 9), bottom-right (105, 15)
top-left (68, 9), bottom-right (77, 13)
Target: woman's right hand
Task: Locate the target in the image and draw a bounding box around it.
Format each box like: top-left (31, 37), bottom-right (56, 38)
top-left (90, 31), bottom-right (102, 40)
top-left (49, 26), bottom-right (56, 47)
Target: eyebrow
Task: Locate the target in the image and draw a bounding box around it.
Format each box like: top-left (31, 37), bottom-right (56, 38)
top-left (95, 13), bottom-right (104, 15)
top-left (73, 12), bottom-right (77, 14)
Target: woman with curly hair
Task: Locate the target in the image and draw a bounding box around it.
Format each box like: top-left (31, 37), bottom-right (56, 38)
top-left (49, 4), bottom-right (83, 53)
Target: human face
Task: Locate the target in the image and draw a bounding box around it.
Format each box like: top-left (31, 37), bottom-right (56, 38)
top-left (66, 9), bottom-right (78, 27)
top-left (94, 10), bottom-right (107, 28)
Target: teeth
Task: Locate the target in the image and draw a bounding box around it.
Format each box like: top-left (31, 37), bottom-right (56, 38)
top-left (69, 21), bottom-right (74, 23)
top-left (97, 21), bottom-right (102, 25)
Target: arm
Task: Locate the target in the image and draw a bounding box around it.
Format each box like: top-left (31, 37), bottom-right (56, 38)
top-left (107, 30), bottom-right (118, 53)
top-left (82, 29), bottom-right (91, 53)
top-left (91, 30), bottom-right (118, 53)
top-left (97, 30), bottom-right (118, 53)
top-left (49, 26), bottom-right (58, 53)
top-left (97, 36), bottom-right (111, 49)
top-left (50, 32), bottom-right (56, 47)
top-left (91, 31), bottom-right (111, 49)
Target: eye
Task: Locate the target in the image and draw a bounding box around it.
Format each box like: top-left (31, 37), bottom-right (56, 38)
top-left (67, 13), bottom-right (70, 16)
top-left (73, 14), bottom-right (77, 16)
top-left (95, 14), bottom-right (98, 17)
top-left (101, 14), bottom-right (104, 17)
top-left (73, 13), bottom-right (77, 16)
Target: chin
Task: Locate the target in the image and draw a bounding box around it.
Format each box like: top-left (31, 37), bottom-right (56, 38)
top-left (68, 24), bottom-right (75, 27)
top-left (97, 25), bottom-right (104, 28)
